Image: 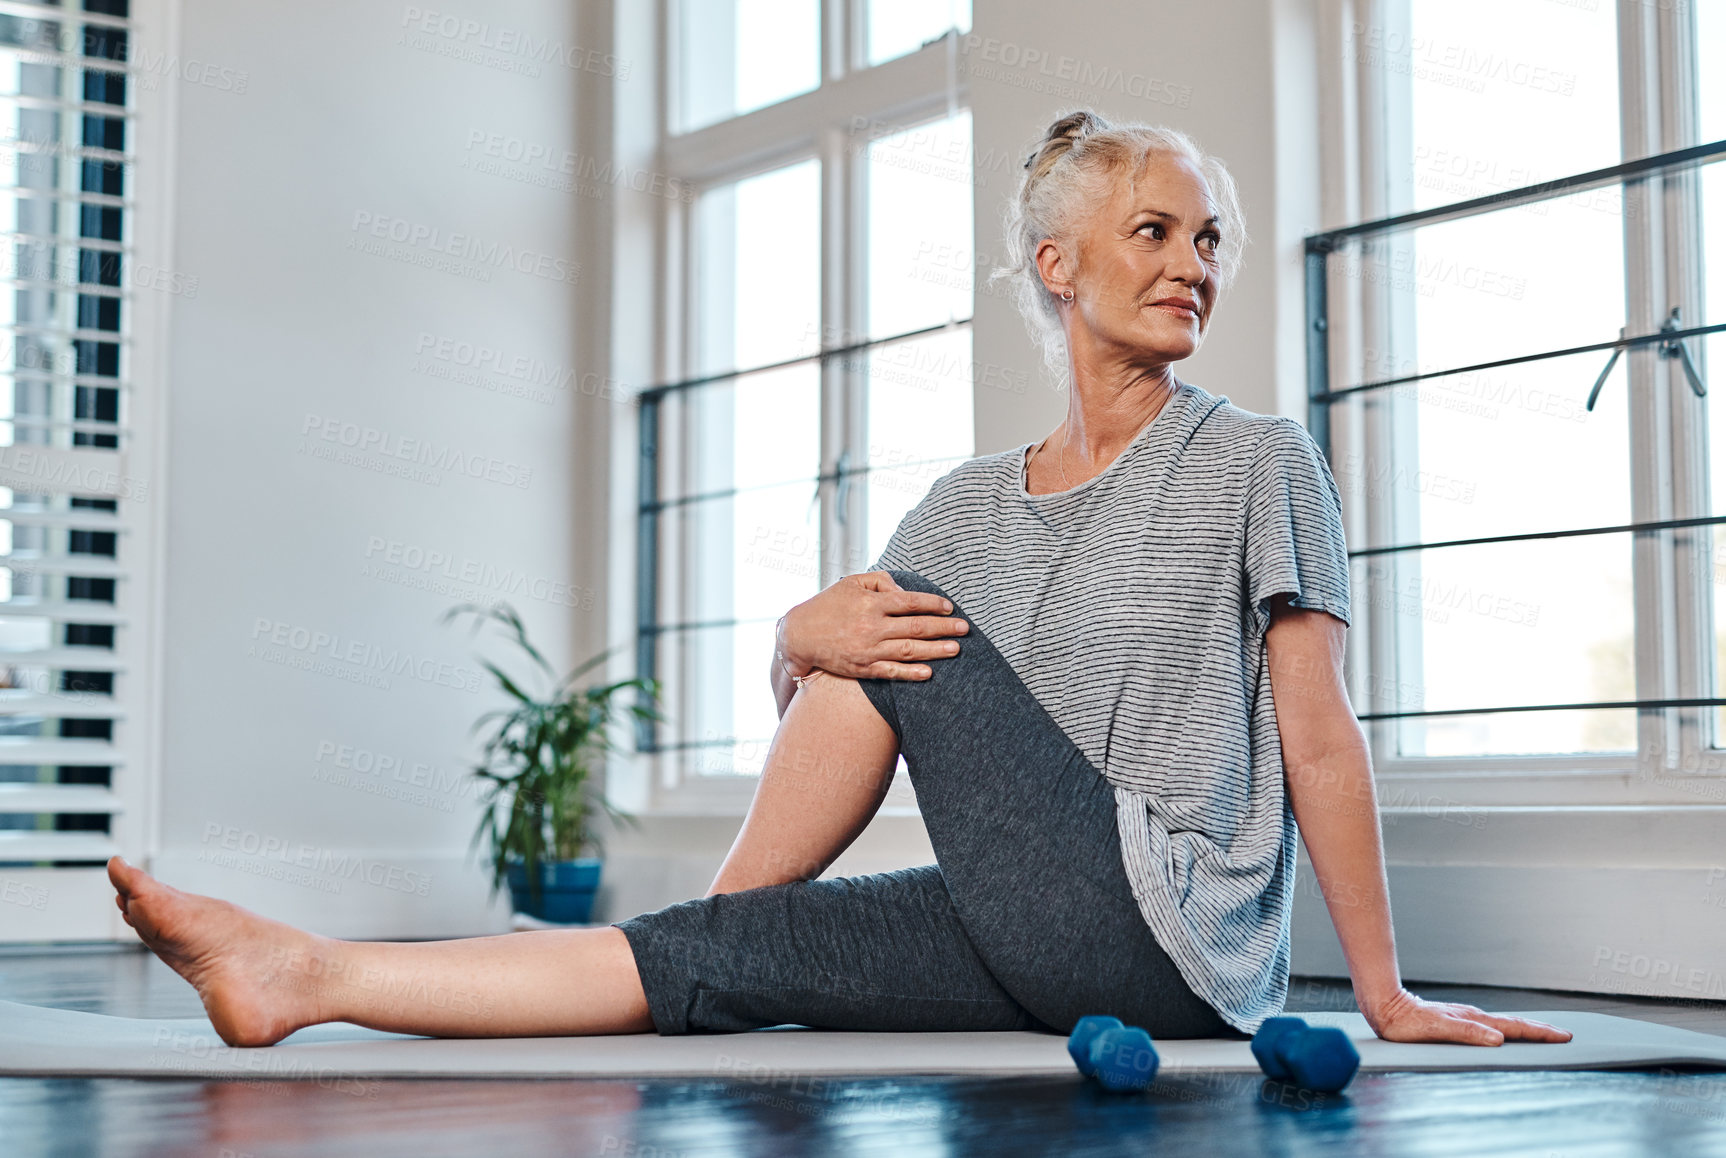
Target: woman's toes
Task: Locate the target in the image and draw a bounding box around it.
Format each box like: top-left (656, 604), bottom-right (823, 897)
top-left (107, 855), bottom-right (136, 898)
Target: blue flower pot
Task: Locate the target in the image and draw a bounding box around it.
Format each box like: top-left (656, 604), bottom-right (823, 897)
top-left (505, 857), bottom-right (603, 924)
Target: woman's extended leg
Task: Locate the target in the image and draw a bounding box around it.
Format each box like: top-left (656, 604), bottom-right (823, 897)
top-left (106, 857), bottom-right (652, 1046)
top-left (104, 642), bottom-right (950, 1047)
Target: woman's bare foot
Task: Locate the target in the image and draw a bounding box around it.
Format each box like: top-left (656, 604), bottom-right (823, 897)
top-left (107, 856), bottom-right (334, 1047)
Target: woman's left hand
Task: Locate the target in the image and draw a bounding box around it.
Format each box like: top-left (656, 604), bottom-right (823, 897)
top-left (1360, 987), bottom-right (1573, 1045)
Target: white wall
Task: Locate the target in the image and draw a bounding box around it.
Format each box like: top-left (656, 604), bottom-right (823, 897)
top-left (148, 0), bottom-right (614, 937)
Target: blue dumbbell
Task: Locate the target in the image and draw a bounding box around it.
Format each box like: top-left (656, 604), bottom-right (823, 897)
top-left (1275, 1026), bottom-right (1360, 1092)
top-left (1087, 1025), bottom-right (1160, 1092)
top-left (1251, 1017), bottom-right (1361, 1092)
top-left (1250, 1015), bottom-right (1311, 1080)
top-left (1066, 1015), bottom-right (1125, 1077)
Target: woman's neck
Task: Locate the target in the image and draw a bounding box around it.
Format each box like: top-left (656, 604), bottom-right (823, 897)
top-left (1053, 363), bottom-right (1179, 469)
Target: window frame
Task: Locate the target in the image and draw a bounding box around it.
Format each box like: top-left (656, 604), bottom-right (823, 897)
top-left (1314, 0), bottom-right (1721, 806)
top-left (635, 0), bottom-right (972, 814)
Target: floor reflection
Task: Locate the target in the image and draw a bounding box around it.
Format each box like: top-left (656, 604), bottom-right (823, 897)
top-left (3, 1068), bottom-right (1726, 1157)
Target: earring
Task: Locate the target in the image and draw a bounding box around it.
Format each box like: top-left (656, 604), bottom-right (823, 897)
top-left (1061, 288), bottom-right (1074, 302)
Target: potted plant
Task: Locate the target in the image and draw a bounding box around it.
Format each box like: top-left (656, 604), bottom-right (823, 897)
top-left (443, 601), bottom-right (659, 924)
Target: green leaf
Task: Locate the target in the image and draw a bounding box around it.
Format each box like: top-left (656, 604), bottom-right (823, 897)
top-left (448, 601), bottom-right (654, 886)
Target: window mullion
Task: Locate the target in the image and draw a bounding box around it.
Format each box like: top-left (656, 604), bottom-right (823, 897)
top-left (824, 0), bottom-right (852, 80)
top-left (1360, 0), bottom-right (1415, 773)
top-left (819, 124), bottom-right (853, 587)
top-left (842, 117), bottom-right (870, 574)
top-left (1618, 0), bottom-right (1684, 780)
top-left (1653, 2), bottom-right (1715, 770)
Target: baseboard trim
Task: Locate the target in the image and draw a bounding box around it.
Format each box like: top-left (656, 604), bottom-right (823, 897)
top-left (1293, 862), bottom-right (1726, 1002)
top-left (0, 868), bottom-right (129, 944)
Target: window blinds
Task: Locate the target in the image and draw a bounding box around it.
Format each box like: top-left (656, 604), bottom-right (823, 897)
top-left (0, 0), bottom-right (134, 878)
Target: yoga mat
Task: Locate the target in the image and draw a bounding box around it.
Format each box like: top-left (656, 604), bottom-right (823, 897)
top-left (3, 1000), bottom-right (1723, 1081)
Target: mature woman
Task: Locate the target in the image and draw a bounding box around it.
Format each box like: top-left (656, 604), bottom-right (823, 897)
top-left (107, 112), bottom-right (1567, 1051)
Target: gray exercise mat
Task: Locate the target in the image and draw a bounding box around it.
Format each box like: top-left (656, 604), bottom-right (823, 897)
top-left (2, 1000), bottom-right (1723, 1080)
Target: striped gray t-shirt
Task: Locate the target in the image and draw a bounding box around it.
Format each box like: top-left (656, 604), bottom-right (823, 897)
top-left (872, 381), bottom-right (1351, 1032)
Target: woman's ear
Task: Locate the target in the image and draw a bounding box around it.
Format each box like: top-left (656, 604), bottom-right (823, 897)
top-left (1034, 237), bottom-right (1073, 301)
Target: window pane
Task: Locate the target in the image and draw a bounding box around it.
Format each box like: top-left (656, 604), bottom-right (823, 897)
top-left (1371, 536), bottom-right (1636, 757)
top-left (660, 621), bottom-right (780, 775)
top-left (1339, 193), bottom-right (1627, 381)
top-left (677, 0), bottom-right (820, 132)
top-left (1334, 360), bottom-right (1639, 758)
top-left (1707, 334), bottom-right (1726, 745)
top-left (1704, 162), bottom-right (1726, 335)
top-left (695, 159), bottom-right (821, 372)
top-left (1707, 56), bottom-right (1726, 743)
top-left (661, 480), bottom-right (819, 770)
top-left (1700, 0), bottom-right (1725, 144)
top-left (1400, 0), bottom-right (1618, 212)
top-left (865, 0), bottom-right (971, 66)
top-left (1331, 353), bottom-right (1630, 547)
top-left (865, 111), bottom-right (974, 338)
top-left (676, 364), bottom-right (820, 501)
top-left (677, 479), bottom-right (822, 628)
top-left (863, 329), bottom-right (975, 562)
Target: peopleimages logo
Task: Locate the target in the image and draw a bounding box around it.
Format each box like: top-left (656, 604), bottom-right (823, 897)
top-left (300, 415), bottom-right (534, 490)
top-left (249, 617), bottom-right (484, 694)
top-left (0, 445), bottom-right (149, 501)
top-left (399, 6), bottom-right (630, 78)
top-left (348, 211), bottom-right (579, 285)
top-left (198, 823), bottom-right (433, 898)
top-left (361, 535), bottom-right (597, 611)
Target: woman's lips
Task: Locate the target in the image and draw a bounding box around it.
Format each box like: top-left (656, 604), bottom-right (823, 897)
top-left (1149, 301), bottom-right (1198, 320)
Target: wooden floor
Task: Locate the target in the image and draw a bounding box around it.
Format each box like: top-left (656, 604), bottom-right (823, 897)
top-left (4, 945), bottom-right (1726, 1157)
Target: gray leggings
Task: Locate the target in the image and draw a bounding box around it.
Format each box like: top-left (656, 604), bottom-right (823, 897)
top-left (615, 570), bottom-right (1234, 1039)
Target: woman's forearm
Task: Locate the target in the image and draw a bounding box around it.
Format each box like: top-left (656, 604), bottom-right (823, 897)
top-left (1284, 724), bottom-right (1402, 1009)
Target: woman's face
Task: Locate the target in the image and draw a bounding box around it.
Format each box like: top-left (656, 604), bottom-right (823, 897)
top-left (1042, 153), bottom-right (1224, 367)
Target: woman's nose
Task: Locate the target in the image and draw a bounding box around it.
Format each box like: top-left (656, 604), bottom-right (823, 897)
top-left (1167, 242), bottom-right (1207, 285)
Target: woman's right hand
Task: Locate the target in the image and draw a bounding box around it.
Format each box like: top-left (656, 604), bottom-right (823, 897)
top-left (778, 572), bottom-right (970, 681)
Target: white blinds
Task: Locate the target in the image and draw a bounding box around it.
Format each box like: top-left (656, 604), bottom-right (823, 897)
top-left (0, 0), bottom-right (134, 874)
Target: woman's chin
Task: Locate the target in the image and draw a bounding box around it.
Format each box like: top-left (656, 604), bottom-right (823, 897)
top-left (1125, 313), bottom-right (1199, 357)
top-left (1129, 330), bottom-right (1199, 364)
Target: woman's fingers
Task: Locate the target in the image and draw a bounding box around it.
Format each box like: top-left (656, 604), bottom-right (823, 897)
top-left (1372, 992), bottom-right (1573, 1048)
top-left (1441, 1014), bottom-right (1505, 1046)
top-left (854, 570), bottom-right (906, 593)
top-left (886, 638), bottom-right (962, 662)
top-left (890, 615), bottom-right (970, 640)
top-left (1425, 1002), bottom-right (1570, 1043)
top-left (1468, 1012), bottom-right (1573, 1042)
top-left (880, 589), bottom-right (957, 618)
top-left (1386, 1010), bottom-right (1502, 1045)
top-left (1387, 1010), bottom-right (1573, 1047)
top-left (863, 661), bottom-right (934, 680)
top-left (859, 639), bottom-right (960, 678)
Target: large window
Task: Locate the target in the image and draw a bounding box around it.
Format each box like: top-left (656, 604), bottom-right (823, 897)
top-left (1314, 1), bottom-right (1723, 794)
top-left (637, 2), bottom-right (975, 796)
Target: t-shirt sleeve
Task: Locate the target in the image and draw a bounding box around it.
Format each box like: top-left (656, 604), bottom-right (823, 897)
top-left (870, 522), bottom-right (915, 573)
top-left (1243, 418), bottom-right (1351, 634)
top-left (869, 491), bottom-right (933, 573)
top-left (868, 465), bottom-right (960, 573)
